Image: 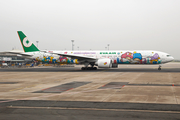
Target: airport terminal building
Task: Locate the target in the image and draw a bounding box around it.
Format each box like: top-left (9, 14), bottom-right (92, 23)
top-left (0, 50), bottom-right (32, 66)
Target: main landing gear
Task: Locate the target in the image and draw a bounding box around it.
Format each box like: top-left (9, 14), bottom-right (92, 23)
top-left (158, 65), bottom-right (161, 70)
top-left (81, 62), bottom-right (97, 70)
top-left (81, 67), bottom-right (97, 70)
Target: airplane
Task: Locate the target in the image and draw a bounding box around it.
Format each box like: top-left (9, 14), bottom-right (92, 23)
top-left (6, 31), bottom-right (175, 70)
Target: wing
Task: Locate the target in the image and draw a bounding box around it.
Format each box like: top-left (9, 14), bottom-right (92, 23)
top-left (0, 51), bottom-right (33, 57)
top-left (52, 52), bottom-right (97, 62)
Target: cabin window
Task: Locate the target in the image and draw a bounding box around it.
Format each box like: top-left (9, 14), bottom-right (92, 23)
top-left (167, 55), bottom-right (171, 57)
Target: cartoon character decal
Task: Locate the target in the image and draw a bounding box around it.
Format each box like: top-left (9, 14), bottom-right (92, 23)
top-left (59, 56), bottom-right (67, 63)
top-left (141, 58), bottom-right (147, 64)
top-left (133, 53), bottom-right (142, 61)
top-left (116, 52), bottom-right (161, 64)
top-left (149, 53), bottom-right (161, 64)
top-left (34, 55), bottom-right (79, 64)
top-left (34, 51), bottom-right (161, 65)
top-left (132, 52), bottom-right (142, 64)
top-left (121, 52), bottom-right (133, 63)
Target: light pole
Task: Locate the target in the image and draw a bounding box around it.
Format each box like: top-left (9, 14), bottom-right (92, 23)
top-left (105, 47), bottom-right (107, 50)
top-left (71, 40), bottom-right (74, 51)
top-left (107, 44), bottom-right (110, 50)
top-left (77, 46), bottom-right (79, 50)
top-left (36, 41), bottom-right (39, 48)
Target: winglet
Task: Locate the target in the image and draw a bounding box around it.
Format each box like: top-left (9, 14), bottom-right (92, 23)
top-left (17, 31), bottom-right (40, 52)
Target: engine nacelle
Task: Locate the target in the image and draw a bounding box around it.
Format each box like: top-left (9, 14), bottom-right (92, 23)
top-left (97, 59), bottom-right (112, 68)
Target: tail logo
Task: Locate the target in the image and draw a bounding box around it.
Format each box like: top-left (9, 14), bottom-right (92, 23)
top-left (23, 37), bottom-right (32, 47)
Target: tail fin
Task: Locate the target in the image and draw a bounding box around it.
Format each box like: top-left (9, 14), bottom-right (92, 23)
top-left (17, 31), bottom-right (40, 52)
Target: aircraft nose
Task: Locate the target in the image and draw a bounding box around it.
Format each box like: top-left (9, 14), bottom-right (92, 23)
top-left (169, 56), bottom-right (174, 62)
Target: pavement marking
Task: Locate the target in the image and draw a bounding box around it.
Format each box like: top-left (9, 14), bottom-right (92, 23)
top-left (0, 88), bottom-right (108, 103)
top-left (7, 106), bottom-right (180, 114)
top-left (155, 95), bottom-right (159, 103)
top-left (124, 85), bottom-right (180, 87)
top-left (99, 82), bottom-right (129, 89)
top-left (0, 82), bottom-right (18, 84)
top-left (79, 72), bottom-right (129, 91)
top-left (101, 73), bottom-right (144, 102)
top-left (34, 81), bottom-right (91, 93)
top-left (9, 84), bottom-right (37, 92)
top-left (168, 73), bottom-right (178, 104)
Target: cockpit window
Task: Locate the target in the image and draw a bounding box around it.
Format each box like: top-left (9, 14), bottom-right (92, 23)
top-left (167, 55), bottom-right (171, 57)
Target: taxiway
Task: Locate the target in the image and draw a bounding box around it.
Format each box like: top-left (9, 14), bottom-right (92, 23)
top-left (0, 63), bottom-right (180, 120)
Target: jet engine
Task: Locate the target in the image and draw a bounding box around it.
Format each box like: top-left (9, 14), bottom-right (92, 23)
top-left (97, 59), bottom-right (112, 68)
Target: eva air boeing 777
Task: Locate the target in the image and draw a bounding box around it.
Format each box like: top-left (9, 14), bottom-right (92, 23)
top-left (8, 31), bottom-right (174, 70)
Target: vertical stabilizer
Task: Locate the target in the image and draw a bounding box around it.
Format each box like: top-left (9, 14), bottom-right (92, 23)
top-left (17, 31), bottom-right (40, 52)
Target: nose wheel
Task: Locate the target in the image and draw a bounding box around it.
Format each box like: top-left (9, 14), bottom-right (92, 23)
top-left (158, 65), bottom-right (161, 70)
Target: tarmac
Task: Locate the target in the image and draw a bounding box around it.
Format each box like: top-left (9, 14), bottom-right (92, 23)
top-left (0, 62), bottom-right (180, 120)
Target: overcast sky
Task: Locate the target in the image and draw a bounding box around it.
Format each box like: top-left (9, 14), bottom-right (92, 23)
top-left (0, 0), bottom-right (180, 59)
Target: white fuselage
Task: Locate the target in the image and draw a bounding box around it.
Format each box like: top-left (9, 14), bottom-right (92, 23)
top-left (23, 50), bottom-right (174, 65)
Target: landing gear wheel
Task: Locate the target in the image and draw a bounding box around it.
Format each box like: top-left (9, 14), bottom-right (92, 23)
top-left (81, 67), bottom-right (87, 70)
top-left (81, 67), bottom-right (97, 70)
top-left (93, 67), bottom-right (97, 70)
top-left (158, 65), bottom-right (161, 70)
top-left (158, 68), bottom-right (161, 70)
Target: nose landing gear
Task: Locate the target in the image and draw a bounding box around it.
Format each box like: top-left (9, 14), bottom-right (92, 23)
top-left (158, 65), bottom-right (161, 70)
